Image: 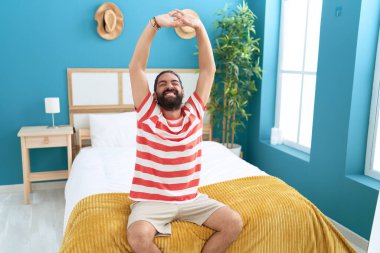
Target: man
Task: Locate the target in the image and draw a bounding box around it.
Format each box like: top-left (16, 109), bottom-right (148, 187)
top-left (127, 9), bottom-right (243, 253)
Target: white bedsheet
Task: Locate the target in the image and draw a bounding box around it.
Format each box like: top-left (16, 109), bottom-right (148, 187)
top-left (63, 141), bottom-right (267, 230)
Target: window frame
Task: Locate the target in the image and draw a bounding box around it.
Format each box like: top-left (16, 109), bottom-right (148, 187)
top-left (365, 28), bottom-right (380, 181)
top-left (274, 0), bottom-right (322, 154)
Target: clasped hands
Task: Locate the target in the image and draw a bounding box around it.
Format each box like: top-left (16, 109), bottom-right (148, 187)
top-left (155, 9), bottom-right (201, 30)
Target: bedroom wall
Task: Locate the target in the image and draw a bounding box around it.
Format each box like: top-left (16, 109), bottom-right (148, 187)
top-left (247, 0), bottom-right (380, 240)
top-left (0, 0), bottom-right (241, 186)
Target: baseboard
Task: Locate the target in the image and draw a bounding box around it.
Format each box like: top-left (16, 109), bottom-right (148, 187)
top-left (329, 218), bottom-right (369, 253)
top-left (0, 181), bottom-right (66, 193)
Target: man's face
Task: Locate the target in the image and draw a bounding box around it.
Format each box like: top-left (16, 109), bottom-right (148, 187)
top-left (155, 73), bottom-right (184, 111)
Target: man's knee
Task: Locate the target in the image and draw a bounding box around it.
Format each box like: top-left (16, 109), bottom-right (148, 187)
top-left (224, 211), bottom-right (243, 237)
top-left (127, 221), bottom-right (156, 250)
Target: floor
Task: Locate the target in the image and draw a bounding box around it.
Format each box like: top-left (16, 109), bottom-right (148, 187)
top-left (0, 186), bottom-right (367, 253)
top-left (0, 188), bottom-right (65, 253)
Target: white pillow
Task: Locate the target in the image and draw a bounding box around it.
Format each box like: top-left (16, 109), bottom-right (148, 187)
top-left (89, 112), bottom-right (137, 147)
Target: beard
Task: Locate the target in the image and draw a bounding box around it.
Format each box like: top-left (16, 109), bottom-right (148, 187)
top-left (156, 89), bottom-right (184, 111)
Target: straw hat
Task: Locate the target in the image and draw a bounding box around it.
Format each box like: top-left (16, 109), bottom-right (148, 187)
top-left (174, 9), bottom-right (200, 39)
top-left (95, 3), bottom-right (124, 40)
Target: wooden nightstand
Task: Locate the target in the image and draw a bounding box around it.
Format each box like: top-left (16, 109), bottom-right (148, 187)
top-left (17, 125), bottom-right (73, 204)
top-left (203, 124), bottom-right (213, 141)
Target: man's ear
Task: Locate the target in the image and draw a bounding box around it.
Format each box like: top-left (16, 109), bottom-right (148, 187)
top-left (153, 92), bottom-right (157, 101)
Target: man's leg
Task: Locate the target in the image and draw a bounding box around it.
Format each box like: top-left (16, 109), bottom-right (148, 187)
top-left (201, 206), bottom-right (243, 253)
top-left (127, 221), bottom-right (161, 253)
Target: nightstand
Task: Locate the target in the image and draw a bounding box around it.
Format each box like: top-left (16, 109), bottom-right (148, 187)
top-left (203, 124), bottom-right (213, 141)
top-left (17, 125), bottom-right (73, 204)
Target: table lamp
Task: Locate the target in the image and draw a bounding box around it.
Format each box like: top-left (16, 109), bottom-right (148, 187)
top-left (45, 97), bottom-right (60, 128)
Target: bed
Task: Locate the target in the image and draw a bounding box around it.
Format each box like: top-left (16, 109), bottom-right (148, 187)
top-left (62, 140), bottom-right (267, 229)
top-left (59, 68), bottom-right (356, 252)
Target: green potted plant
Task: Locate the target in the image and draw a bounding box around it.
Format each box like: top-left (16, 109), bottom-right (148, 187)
top-left (208, 1), bottom-right (262, 156)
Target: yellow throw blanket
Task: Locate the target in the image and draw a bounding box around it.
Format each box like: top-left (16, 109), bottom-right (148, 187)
top-left (60, 176), bottom-right (356, 253)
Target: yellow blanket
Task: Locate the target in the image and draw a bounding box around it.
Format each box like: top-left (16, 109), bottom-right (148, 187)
top-left (60, 176), bottom-right (356, 253)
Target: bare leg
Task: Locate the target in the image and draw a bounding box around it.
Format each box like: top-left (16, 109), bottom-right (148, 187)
top-left (127, 221), bottom-right (161, 253)
top-left (201, 207), bottom-right (243, 253)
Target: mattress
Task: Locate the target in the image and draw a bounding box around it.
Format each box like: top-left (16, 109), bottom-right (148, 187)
top-left (63, 141), bottom-right (267, 230)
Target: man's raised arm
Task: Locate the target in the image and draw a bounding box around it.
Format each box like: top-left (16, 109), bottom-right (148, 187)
top-left (129, 21), bottom-right (156, 109)
top-left (129, 12), bottom-right (180, 109)
top-left (194, 21), bottom-right (216, 104)
top-left (172, 10), bottom-right (216, 104)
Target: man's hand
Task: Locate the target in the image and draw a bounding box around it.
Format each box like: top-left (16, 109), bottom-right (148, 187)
top-left (172, 9), bottom-right (202, 29)
top-left (155, 10), bottom-right (202, 29)
top-left (154, 12), bottom-right (177, 28)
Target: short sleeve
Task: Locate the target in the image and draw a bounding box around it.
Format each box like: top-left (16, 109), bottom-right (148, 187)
top-left (184, 92), bottom-right (206, 120)
top-left (135, 93), bottom-right (157, 121)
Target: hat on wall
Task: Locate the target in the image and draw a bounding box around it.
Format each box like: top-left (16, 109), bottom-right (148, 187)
top-left (174, 9), bottom-right (200, 40)
top-left (95, 2), bottom-right (124, 40)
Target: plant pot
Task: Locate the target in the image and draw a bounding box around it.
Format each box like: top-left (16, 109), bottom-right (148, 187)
top-left (223, 143), bottom-right (242, 157)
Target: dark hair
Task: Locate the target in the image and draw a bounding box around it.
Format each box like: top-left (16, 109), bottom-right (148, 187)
top-left (154, 70), bottom-right (183, 92)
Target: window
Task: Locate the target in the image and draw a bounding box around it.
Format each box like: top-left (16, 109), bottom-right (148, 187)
top-left (365, 28), bottom-right (380, 181)
top-left (274, 0), bottom-right (323, 153)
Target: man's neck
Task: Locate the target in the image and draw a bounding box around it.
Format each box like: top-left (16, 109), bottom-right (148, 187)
top-left (162, 108), bottom-right (182, 120)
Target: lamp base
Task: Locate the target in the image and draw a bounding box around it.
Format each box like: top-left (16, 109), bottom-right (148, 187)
top-left (46, 113), bottom-right (60, 129)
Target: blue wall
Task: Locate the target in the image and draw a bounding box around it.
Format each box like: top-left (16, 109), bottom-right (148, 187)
top-left (247, 0), bottom-right (380, 240)
top-left (0, 0), bottom-right (241, 185)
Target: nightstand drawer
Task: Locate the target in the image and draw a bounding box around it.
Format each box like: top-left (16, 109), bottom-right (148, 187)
top-left (25, 135), bottom-right (67, 148)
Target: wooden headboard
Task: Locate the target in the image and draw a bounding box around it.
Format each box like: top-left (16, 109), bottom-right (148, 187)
top-left (67, 68), bottom-right (212, 154)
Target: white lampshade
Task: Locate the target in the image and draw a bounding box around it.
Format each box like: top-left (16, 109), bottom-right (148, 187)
top-left (45, 97), bottom-right (60, 114)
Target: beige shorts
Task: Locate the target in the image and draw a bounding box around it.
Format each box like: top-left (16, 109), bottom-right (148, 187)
top-left (127, 194), bottom-right (225, 236)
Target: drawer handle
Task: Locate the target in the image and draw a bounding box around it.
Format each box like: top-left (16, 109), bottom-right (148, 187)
top-left (43, 137), bottom-right (49, 144)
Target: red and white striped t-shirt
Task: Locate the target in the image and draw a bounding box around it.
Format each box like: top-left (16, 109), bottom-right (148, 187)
top-left (129, 92), bottom-right (206, 203)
